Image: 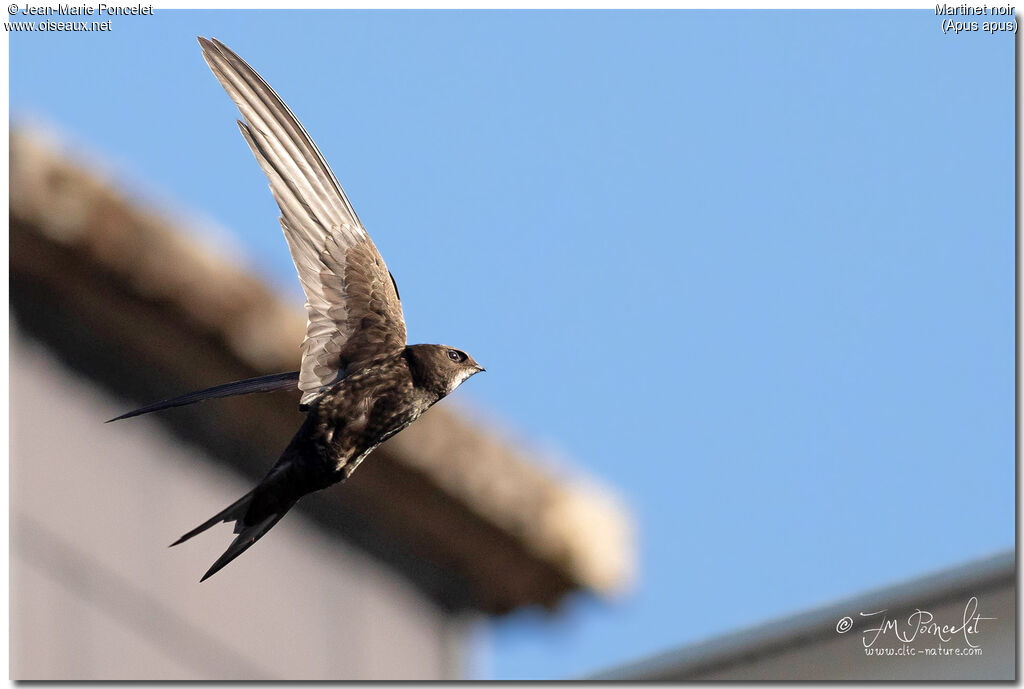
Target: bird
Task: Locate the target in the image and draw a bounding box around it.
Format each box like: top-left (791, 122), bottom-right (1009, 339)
top-left (108, 37), bottom-right (484, 582)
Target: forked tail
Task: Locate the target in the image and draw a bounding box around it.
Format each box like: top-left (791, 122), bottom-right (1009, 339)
top-left (171, 489), bottom-right (295, 582)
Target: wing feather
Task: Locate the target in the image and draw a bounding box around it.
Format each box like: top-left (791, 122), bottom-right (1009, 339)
top-left (199, 37), bottom-right (406, 405)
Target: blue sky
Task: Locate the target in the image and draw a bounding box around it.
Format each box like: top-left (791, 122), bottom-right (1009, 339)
top-left (10, 10), bottom-right (1013, 680)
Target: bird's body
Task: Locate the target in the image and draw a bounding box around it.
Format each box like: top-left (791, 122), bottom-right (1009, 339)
top-left (276, 344), bottom-right (475, 488)
top-left (111, 38), bottom-right (483, 581)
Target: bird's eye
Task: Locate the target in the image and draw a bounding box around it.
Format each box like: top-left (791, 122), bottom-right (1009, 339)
top-left (447, 350), bottom-right (464, 362)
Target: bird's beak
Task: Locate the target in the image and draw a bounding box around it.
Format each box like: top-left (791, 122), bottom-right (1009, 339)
top-left (475, 364), bottom-right (486, 373)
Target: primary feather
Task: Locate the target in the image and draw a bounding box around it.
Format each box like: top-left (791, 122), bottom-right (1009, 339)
top-left (106, 371), bottom-right (300, 422)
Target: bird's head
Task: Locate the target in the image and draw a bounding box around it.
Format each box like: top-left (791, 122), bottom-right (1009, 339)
top-left (406, 344), bottom-right (485, 398)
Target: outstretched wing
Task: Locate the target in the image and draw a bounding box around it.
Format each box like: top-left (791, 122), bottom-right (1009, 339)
top-left (199, 37), bottom-right (406, 406)
top-left (106, 371), bottom-right (300, 423)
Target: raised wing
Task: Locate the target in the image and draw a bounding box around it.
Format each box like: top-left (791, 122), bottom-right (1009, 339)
top-left (199, 37), bottom-right (406, 406)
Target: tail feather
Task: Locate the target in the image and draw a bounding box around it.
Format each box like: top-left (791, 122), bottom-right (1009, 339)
top-left (199, 511), bottom-right (290, 582)
top-left (172, 488), bottom-right (296, 581)
top-left (170, 491), bottom-right (256, 547)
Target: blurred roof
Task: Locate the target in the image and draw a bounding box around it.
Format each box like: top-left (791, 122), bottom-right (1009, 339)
top-left (592, 551), bottom-right (1014, 680)
top-left (9, 126), bottom-right (634, 615)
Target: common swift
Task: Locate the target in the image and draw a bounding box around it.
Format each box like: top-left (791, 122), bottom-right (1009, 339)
top-left (110, 37), bottom-right (484, 581)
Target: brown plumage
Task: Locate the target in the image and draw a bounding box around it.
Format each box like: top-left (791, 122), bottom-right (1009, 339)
top-left (111, 38), bottom-right (484, 581)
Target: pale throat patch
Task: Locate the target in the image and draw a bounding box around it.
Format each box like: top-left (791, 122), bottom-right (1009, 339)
top-left (447, 368), bottom-right (477, 395)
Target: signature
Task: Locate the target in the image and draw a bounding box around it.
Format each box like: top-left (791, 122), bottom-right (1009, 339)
top-left (836, 597), bottom-right (996, 649)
